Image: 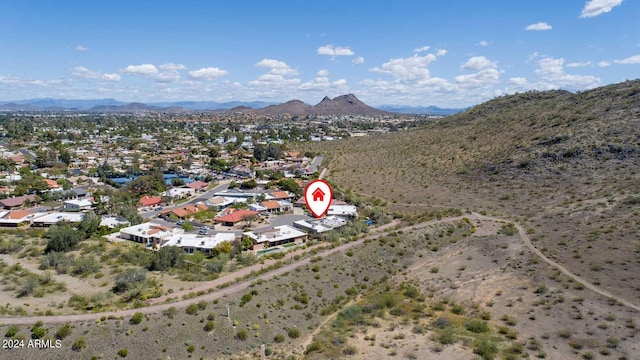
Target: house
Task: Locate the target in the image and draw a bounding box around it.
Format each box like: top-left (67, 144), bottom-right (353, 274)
top-left (162, 187), bottom-right (195, 199)
top-left (99, 216), bottom-right (130, 229)
top-left (0, 194), bottom-right (38, 209)
top-left (214, 209), bottom-right (259, 227)
top-left (0, 210), bottom-right (39, 227)
top-left (206, 196), bottom-right (236, 210)
top-left (118, 223), bottom-right (177, 245)
top-left (243, 225), bottom-right (307, 251)
top-left (267, 191), bottom-right (294, 201)
top-left (63, 198), bottom-right (94, 212)
top-left (213, 189), bottom-right (256, 199)
top-left (312, 188), bottom-right (325, 202)
top-left (186, 180), bottom-right (209, 192)
top-left (44, 179), bottom-right (63, 192)
top-left (293, 216), bottom-right (348, 233)
top-left (161, 232), bottom-right (237, 254)
top-left (138, 195), bottom-right (162, 208)
top-left (327, 204), bottom-right (358, 218)
top-left (31, 212), bottom-right (85, 227)
top-left (159, 204), bottom-right (208, 219)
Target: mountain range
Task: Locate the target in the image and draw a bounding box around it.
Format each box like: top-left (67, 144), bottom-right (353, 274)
top-left (0, 96), bottom-right (463, 116)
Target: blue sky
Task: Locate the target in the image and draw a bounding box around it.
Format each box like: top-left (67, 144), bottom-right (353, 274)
top-left (0, 0), bottom-right (638, 107)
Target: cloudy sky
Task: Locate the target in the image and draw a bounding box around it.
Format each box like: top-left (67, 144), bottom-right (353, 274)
top-left (0, 0), bottom-right (638, 107)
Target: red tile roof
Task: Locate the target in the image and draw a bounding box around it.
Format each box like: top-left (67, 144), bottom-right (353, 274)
top-left (7, 210), bottom-right (32, 220)
top-left (261, 200), bottom-right (280, 210)
top-left (138, 196), bottom-right (162, 207)
top-left (215, 209), bottom-right (258, 224)
top-left (186, 180), bottom-right (208, 190)
top-left (269, 191), bottom-right (291, 200)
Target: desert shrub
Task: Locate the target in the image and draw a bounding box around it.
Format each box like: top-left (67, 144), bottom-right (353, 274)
top-left (236, 329), bottom-right (248, 340)
top-left (117, 348), bottom-right (128, 357)
top-left (465, 320), bottom-right (489, 333)
top-left (274, 334), bottom-right (285, 343)
top-left (473, 339), bottom-right (498, 360)
top-left (204, 321), bottom-right (214, 331)
top-left (130, 312), bottom-right (144, 325)
top-left (5, 325), bottom-right (19, 338)
top-left (163, 307), bottom-right (177, 319)
top-left (288, 327), bottom-right (300, 339)
top-left (113, 268), bottom-right (146, 293)
top-left (72, 337), bottom-right (86, 351)
top-left (55, 324), bottom-right (72, 340)
top-left (185, 303), bottom-right (199, 315)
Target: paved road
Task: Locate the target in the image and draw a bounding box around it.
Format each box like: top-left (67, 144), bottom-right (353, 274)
top-left (140, 182), bottom-right (230, 219)
top-left (309, 156), bottom-right (324, 173)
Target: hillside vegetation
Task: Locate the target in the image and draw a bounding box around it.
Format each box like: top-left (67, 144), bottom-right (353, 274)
top-left (302, 79), bottom-right (640, 303)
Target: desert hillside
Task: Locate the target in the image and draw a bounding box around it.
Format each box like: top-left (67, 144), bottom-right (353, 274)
top-left (302, 79), bottom-right (640, 303)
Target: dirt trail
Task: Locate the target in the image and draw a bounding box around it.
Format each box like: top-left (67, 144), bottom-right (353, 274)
top-left (1, 212), bottom-right (638, 326)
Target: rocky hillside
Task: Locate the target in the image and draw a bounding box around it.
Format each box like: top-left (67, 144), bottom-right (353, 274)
top-left (301, 79), bottom-right (640, 303)
top-left (249, 94), bottom-right (393, 116)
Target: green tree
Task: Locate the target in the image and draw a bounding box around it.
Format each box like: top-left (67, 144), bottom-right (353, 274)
top-left (78, 212), bottom-right (101, 237)
top-left (148, 246), bottom-right (183, 271)
top-left (240, 179), bottom-right (257, 189)
top-left (45, 223), bottom-right (83, 253)
top-left (278, 178), bottom-right (301, 196)
top-left (113, 268), bottom-right (147, 293)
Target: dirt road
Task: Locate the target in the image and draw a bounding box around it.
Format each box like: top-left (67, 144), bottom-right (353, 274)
top-left (2, 212), bottom-right (638, 326)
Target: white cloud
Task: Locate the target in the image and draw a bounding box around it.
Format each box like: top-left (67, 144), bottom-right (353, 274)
top-left (477, 40), bottom-right (489, 47)
top-left (255, 59), bottom-right (298, 75)
top-left (436, 49), bottom-right (447, 56)
top-left (122, 64), bottom-right (159, 76)
top-left (159, 63), bottom-right (186, 70)
top-left (598, 61), bottom-right (612, 67)
top-left (535, 57), bottom-right (600, 89)
top-left (371, 54), bottom-right (438, 83)
top-left (566, 61), bottom-right (592, 67)
top-left (413, 45), bottom-right (430, 53)
top-left (454, 68), bottom-right (502, 88)
top-left (75, 44), bottom-right (89, 51)
top-left (317, 44), bottom-right (355, 57)
top-left (614, 54), bottom-right (640, 64)
top-left (509, 77), bottom-right (528, 85)
top-left (317, 69), bottom-right (329, 77)
top-left (250, 59), bottom-right (300, 87)
top-left (526, 22), bottom-right (552, 31)
top-left (101, 73), bottom-right (121, 81)
top-left (188, 67), bottom-right (228, 80)
top-left (580, 0), bottom-right (623, 18)
top-left (461, 56), bottom-right (497, 70)
top-left (351, 56), bottom-right (365, 65)
top-left (72, 66), bottom-right (121, 81)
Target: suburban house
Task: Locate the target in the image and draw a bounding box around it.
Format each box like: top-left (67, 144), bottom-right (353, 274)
top-left (138, 195), bottom-right (162, 208)
top-left (206, 196), bottom-right (236, 210)
top-left (63, 198), bottom-right (94, 212)
top-left (31, 212), bottom-right (85, 227)
top-left (159, 204), bottom-right (208, 219)
top-left (118, 222), bottom-right (177, 245)
top-left (0, 194), bottom-right (38, 209)
top-left (293, 216), bottom-right (348, 233)
top-left (267, 190), bottom-right (294, 201)
top-left (213, 188), bottom-right (256, 200)
top-left (243, 225), bottom-right (307, 250)
top-left (99, 216), bottom-right (130, 229)
top-left (186, 180), bottom-right (209, 192)
top-left (327, 204), bottom-right (358, 218)
top-left (0, 210), bottom-right (39, 227)
top-left (214, 209), bottom-right (258, 227)
top-left (161, 187), bottom-right (195, 199)
top-left (44, 179), bottom-right (63, 192)
top-left (260, 200), bottom-right (292, 213)
top-left (161, 232), bottom-right (237, 254)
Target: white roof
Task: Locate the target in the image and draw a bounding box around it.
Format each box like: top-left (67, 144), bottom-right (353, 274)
top-left (100, 216), bottom-right (130, 229)
top-left (162, 232), bottom-right (236, 250)
top-left (32, 212), bottom-right (85, 225)
top-left (119, 222), bottom-right (178, 240)
top-left (64, 198), bottom-right (93, 207)
top-left (327, 204), bottom-right (358, 217)
top-left (293, 216), bottom-right (347, 233)
top-left (243, 225), bottom-right (306, 244)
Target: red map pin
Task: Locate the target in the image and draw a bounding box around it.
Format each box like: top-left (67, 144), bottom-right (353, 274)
top-left (304, 179), bottom-right (333, 218)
